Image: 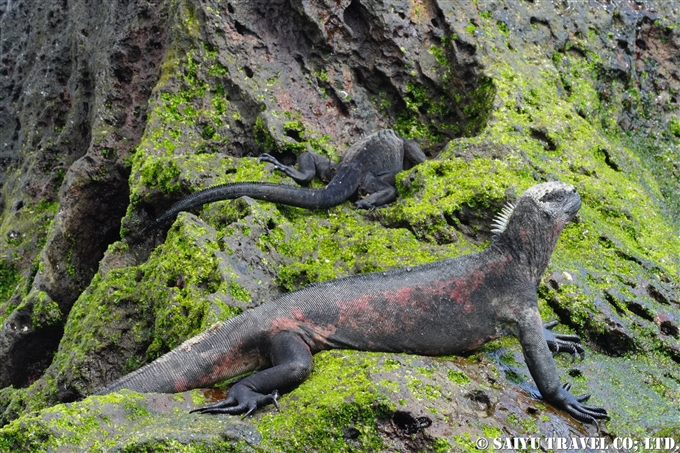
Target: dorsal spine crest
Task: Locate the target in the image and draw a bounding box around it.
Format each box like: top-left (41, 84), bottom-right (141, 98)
top-left (490, 202), bottom-right (515, 235)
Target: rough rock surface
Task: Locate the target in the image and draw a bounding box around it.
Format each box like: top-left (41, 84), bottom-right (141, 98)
top-left (1, 0), bottom-right (679, 450)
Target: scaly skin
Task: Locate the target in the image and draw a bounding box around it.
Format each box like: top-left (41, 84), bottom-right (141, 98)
top-left (98, 181), bottom-right (608, 424)
top-left (144, 129), bottom-right (425, 232)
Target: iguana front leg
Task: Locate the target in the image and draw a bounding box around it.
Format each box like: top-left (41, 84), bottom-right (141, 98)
top-left (192, 331), bottom-right (313, 416)
top-left (355, 175), bottom-right (397, 209)
top-left (402, 138), bottom-right (426, 169)
top-left (518, 309), bottom-right (608, 424)
top-left (542, 320), bottom-right (584, 358)
top-left (259, 151), bottom-right (336, 185)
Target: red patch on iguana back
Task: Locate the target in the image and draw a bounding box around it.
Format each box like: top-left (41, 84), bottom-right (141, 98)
top-left (269, 311), bottom-right (337, 348)
top-left (335, 256), bottom-right (515, 340)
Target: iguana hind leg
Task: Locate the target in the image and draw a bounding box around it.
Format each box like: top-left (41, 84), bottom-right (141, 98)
top-left (355, 175), bottom-right (397, 209)
top-left (259, 151), bottom-right (337, 185)
top-left (191, 331), bottom-right (313, 416)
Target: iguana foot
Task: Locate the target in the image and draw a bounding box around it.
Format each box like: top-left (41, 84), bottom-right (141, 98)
top-left (191, 387), bottom-right (279, 417)
top-left (258, 153), bottom-right (280, 165)
top-left (258, 153), bottom-right (315, 184)
top-left (551, 383), bottom-right (609, 424)
top-left (543, 320), bottom-right (584, 359)
top-left (355, 199), bottom-right (376, 210)
top-left (258, 153), bottom-right (288, 172)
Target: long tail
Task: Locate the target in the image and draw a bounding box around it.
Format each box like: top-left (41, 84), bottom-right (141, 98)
top-left (145, 177), bottom-right (359, 233)
top-left (95, 315), bottom-right (262, 394)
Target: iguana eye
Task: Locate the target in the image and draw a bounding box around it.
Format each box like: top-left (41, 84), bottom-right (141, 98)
top-left (540, 191), bottom-right (566, 203)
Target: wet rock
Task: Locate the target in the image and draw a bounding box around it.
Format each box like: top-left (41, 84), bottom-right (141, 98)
top-left (0, 0), bottom-right (167, 387)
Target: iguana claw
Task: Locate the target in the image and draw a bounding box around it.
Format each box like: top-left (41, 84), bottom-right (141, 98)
top-left (545, 382), bottom-right (609, 424)
top-left (190, 386), bottom-right (280, 417)
top-left (543, 320), bottom-right (585, 360)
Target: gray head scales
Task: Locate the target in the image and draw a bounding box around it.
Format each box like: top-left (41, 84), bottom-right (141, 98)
top-left (490, 181), bottom-right (581, 237)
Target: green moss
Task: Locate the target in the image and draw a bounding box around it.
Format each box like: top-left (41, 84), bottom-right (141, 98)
top-left (496, 21), bottom-right (509, 35)
top-left (189, 389), bottom-right (206, 407)
top-left (202, 42), bottom-right (217, 60)
top-left (416, 365), bottom-right (435, 378)
top-left (429, 45), bottom-right (449, 67)
top-left (18, 212), bottom-right (249, 418)
top-left (314, 69), bottom-right (329, 83)
top-left (382, 358), bottom-right (401, 371)
top-left (0, 391), bottom-right (255, 452)
top-left (432, 438), bottom-right (453, 453)
top-left (143, 219), bottom-right (228, 357)
top-left (451, 432), bottom-right (479, 452)
top-left (123, 399), bottom-right (152, 420)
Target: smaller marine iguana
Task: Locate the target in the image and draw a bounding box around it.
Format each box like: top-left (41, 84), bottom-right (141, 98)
top-left (98, 181), bottom-right (608, 424)
top-left (145, 129), bottom-right (425, 232)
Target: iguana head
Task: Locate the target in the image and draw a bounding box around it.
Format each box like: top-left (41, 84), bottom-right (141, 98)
top-left (491, 181), bottom-right (581, 278)
top-left (491, 181), bottom-right (581, 236)
top-left (519, 180), bottom-right (581, 223)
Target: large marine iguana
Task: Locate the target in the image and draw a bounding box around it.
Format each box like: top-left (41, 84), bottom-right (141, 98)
top-left (98, 181), bottom-right (608, 424)
top-left (145, 129), bottom-right (425, 232)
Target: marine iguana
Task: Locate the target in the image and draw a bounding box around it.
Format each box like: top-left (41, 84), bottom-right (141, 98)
top-left (144, 129), bottom-right (425, 232)
top-left (98, 181), bottom-right (608, 424)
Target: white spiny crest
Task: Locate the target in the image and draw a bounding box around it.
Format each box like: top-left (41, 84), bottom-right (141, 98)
top-left (490, 202), bottom-right (515, 235)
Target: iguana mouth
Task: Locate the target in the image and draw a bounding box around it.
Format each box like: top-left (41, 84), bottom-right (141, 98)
top-left (565, 196), bottom-right (582, 218)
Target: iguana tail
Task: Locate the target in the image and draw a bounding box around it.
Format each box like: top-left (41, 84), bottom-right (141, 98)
top-left (95, 315), bottom-right (262, 394)
top-left (144, 177), bottom-right (359, 233)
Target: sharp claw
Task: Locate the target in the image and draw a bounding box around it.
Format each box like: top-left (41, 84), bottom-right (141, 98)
top-left (241, 404), bottom-right (257, 418)
top-left (544, 320), bottom-right (559, 329)
top-left (576, 393), bottom-right (591, 403)
top-left (563, 382), bottom-right (572, 392)
top-left (270, 390), bottom-right (280, 410)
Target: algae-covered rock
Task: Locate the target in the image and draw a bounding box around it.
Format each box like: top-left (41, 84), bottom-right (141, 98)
top-left (1, 0), bottom-right (680, 450)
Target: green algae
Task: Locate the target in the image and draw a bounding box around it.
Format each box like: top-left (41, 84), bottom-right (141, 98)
top-left (255, 350), bottom-right (392, 453)
top-left (258, 206), bottom-right (462, 291)
top-left (393, 33), bottom-right (497, 144)
top-left (0, 199), bottom-right (58, 317)
top-left (4, 2), bottom-right (680, 450)
top-left (384, 151), bottom-right (531, 243)
top-left (16, 212), bottom-right (248, 417)
top-left (0, 392), bottom-right (137, 452)
top-left (406, 376), bottom-right (441, 402)
top-left (0, 261), bottom-right (19, 307)
top-left (447, 370), bottom-right (471, 385)
top-left (29, 291), bottom-right (62, 329)
top-left (0, 390), bottom-right (255, 453)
